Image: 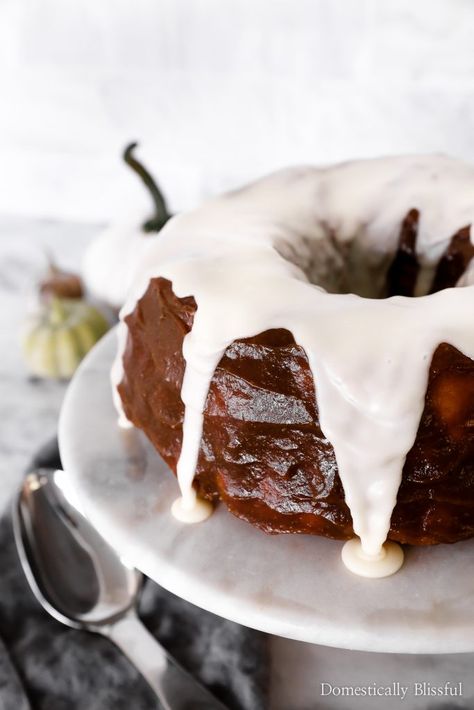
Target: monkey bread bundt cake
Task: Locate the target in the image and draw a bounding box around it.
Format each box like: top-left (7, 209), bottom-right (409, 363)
top-left (111, 155), bottom-right (474, 577)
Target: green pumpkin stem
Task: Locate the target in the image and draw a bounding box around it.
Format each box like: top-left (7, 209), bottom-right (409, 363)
top-left (123, 142), bottom-right (171, 233)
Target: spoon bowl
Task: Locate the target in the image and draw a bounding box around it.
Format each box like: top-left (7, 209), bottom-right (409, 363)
top-left (13, 469), bottom-right (141, 629)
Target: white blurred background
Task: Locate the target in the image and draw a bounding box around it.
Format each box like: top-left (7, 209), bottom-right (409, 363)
top-left (1, 0), bottom-right (474, 222)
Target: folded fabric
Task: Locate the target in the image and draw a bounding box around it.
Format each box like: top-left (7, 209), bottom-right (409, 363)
top-left (0, 439), bottom-right (269, 710)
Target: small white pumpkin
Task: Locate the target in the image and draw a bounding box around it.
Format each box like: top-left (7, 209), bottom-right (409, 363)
top-left (82, 143), bottom-right (171, 310)
top-left (22, 297), bottom-right (109, 379)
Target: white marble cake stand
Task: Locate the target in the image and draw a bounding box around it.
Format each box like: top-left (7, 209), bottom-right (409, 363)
top-left (58, 329), bottom-right (474, 655)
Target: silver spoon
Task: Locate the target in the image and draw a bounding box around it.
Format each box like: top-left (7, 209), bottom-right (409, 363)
top-left (13, 468), bottom-right (228, 710)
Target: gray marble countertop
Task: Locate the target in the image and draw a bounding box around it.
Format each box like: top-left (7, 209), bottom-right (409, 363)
top-left (1, 216), bottom-right (473, 710)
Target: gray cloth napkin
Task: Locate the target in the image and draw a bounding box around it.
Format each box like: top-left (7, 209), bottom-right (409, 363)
top-left (0, 439), bottom-right (269, 710)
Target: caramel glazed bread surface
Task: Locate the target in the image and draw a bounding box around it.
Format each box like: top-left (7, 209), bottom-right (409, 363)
top-left (118, 206), bottom-right (474, 547)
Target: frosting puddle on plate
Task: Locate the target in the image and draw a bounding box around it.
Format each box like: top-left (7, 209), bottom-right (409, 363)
top-left (111, 155), bottom-right (474, 577)
top-left (342, 538), bottom-right (404, 578)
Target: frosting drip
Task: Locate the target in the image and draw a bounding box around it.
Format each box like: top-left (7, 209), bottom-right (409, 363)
top-left (112, 155), bottom-right (474, 558)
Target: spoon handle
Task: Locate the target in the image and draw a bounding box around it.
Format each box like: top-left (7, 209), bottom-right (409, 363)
top-left (106, 611), bottom-right (228, 710)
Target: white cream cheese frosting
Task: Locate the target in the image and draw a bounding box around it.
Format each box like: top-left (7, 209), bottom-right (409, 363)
top-left (111, 154), bottom-right (474, 561)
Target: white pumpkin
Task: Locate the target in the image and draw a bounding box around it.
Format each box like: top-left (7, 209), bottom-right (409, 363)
top-left (82, 143), bottom-right (171, 310)
top-left (82, 214), bottom-right (152, 310)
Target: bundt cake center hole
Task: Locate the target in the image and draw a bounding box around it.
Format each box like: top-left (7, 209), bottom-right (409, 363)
top-left (277, 210), bottom-right (474, 299)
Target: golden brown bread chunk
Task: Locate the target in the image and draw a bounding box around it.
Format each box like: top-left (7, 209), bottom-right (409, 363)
top-left (118, 277), bottom-right (474, 545)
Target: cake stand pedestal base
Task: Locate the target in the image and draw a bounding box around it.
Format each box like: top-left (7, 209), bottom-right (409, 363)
top-left (270, 639), bottom-right (473, 709)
